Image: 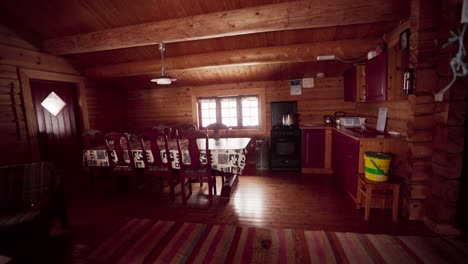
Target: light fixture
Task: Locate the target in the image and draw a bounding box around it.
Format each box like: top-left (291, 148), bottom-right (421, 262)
top-left (151, 42), bottom-right (177, 85)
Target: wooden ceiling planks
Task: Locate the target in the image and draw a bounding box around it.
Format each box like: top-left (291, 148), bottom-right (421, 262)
top-left (42, 0), bottom-right (406, 54)
top-left (66, 21), bottom-right (396, 69)
top-left (0, 0), bottom-right (409, 88)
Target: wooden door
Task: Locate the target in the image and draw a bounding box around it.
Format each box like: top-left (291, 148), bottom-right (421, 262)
top-left (30, 79), bottom-right (82, 172)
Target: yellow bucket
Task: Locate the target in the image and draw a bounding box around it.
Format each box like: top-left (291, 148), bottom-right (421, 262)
top-left (364, 152), bottom-right (392, 182)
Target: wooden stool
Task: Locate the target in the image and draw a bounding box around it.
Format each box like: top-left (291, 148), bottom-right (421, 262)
top-left (356, 173), bottom-right (400, 223)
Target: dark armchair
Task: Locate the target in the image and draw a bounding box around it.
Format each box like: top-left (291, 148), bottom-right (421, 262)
top-left (0, 162), bottom-right (66, 254)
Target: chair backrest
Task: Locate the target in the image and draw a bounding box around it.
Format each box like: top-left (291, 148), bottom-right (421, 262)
top-left (152, 125), bottom-right (173, 140)
top-left (206, 122), bottom-right (228, 139)
top-left (176, 130), bottom-right (210, 169)
top-left (82, 129), bottom-right (105, 148)
top-left (139, 129), bottom-right (171, 169)
top-left (175, 124), bottom-right (197, 138)
top-left (104, 132), bottom-right (135, 168)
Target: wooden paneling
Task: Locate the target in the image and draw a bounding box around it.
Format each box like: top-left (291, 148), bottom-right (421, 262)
top-left (86, 39), bottom-right (379, 78)
top-left (84, 80), bottom-right (125, 133)
top-left (354, 100), bottom-right (410, 136)
top-left (0, 25), bottom-right (118, 165)
top-left (41, 0), bottom-right (405, 54)
top-left (123, 77), bottom-right (352, 136)
top-left (69, 22), bottom-right (397, 69)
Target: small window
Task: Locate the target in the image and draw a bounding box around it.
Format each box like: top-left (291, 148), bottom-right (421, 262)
top-left (198, 95), bottom-right (260, 129)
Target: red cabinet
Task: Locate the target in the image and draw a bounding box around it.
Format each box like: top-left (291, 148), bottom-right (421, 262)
top-left (365, 52), bottom-right (388, 101)
top-left (302, 129), bottom-right (325, 168)
top-left (332, 130), bottom-right (359, 198)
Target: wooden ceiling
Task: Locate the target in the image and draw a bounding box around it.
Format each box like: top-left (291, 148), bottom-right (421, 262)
top-left (1, 0), bottom-right (409, 88)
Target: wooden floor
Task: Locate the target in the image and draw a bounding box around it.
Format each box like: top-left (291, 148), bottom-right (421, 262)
top-left (6, 166), bottom-right (433, 263)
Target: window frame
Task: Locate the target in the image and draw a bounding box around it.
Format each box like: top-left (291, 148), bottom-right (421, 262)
top-left (197, 95), bottom-right (260, 129)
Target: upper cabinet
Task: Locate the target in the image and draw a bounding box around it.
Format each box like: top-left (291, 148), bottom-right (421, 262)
top-left (365, 51), bottom-right (388, 102)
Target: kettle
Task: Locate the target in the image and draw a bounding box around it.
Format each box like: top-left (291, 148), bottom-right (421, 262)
top-left (324, 115), bottom-right (335, 125)
top-left (282, 114), bottom-right (296, 126)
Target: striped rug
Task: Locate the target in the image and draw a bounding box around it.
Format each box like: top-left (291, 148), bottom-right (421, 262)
top-left (87, 219), bottom-right (468, 263)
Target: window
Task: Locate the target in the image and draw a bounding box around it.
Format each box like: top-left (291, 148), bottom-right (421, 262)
top-left (198, 95), bottom-right (260, 129)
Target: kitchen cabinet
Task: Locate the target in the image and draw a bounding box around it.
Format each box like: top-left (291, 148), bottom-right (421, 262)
top-left (332, 130), bottom-right (359, 199)
top-left (365, 51), bottom-right (388, 101)
top-left (301, 128), bottom-right (332, 174)
top-left (302, 129), bottom-right (325, 168)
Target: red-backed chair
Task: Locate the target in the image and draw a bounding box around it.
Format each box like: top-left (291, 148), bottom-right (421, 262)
top-left (175, 124), bottom-right (197, 138)
top-left (176, 130), bottom-right (216, 205)
top-left (152, 125), bottom-right (173, 140)
top-left (82, 129), bottom-right (105, 148)
top-left (205, 122), bottom-right (230, 185)
top-left (139, 130), bottom-right (178, 201)
top-left (82, 129), bottom-right (106, 190)
top-left (206, 122), bottom-right (229, 139)
top-left (104, 132), bottom-right (136, 192)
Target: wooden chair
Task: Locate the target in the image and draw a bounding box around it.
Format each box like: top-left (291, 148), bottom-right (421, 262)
top-left (139, 130), bottom-right (178, 201)
top-left (104, 132), bottom-right (136, 192)
top-left (205, 122), bottom-right (229, 186)
top-left (175, 124), bottom-right (197, 137)
top-left (82, 129), bottom-right (105, 190)
top-left (176, 130), bottom-right (216, 205)
top-left (82, 129), bottom-right (105, 148)
top-left (206, 122), bottom-right (229, 139)
top-left (152, 125), bottom-right (173, 139)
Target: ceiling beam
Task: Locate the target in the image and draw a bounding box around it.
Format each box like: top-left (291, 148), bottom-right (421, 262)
top-left (85, 38), bottom-right (379, 78)
top-left (43, 0), bottom-right (405, 55)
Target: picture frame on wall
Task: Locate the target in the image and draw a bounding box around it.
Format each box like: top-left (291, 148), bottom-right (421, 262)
top-left (399, 29), bottom-right (410, 50)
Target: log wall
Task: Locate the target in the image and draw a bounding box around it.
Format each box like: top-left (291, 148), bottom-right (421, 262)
top-left (0, 24), bottom-right (123, 165)
top-left (423, 0), bottom-right (466, 235)
top-left (123, 77), bottom-right (355, 135)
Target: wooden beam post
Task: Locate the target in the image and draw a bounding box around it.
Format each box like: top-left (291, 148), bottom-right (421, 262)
top-left (85, 39), bottom-right (379, 78)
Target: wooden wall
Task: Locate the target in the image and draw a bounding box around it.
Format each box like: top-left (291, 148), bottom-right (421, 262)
top-left (0, 24), bottom-right (123, 165)
top-left (265, 78), bottom-right (356, 127)
top-left (123, 77), bottom-right (354, 135)
top-left (85, 80), bottom-right (125, 133)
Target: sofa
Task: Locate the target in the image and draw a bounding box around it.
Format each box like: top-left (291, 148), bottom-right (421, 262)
top-left (0, 162), bottom-right (67, 254)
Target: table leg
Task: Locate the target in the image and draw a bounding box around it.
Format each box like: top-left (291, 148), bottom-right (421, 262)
top-left (356, 178), bottom-right (362, 209)
top-left (221, 173), bottom-right (238, 197)
top-left (365, 186), bottom-right (372, 221)
top-left (392, 185), bottom-right (400, 223)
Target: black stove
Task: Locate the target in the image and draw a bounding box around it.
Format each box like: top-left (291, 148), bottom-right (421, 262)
top-left (270, 101), bottom-right (301, 171)
top-left (270, 125), bottom-right (301, 171)
top-left (271, 125), bottom-right (301, 137)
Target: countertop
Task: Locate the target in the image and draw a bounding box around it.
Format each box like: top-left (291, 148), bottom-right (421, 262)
top-left (300, 125), bottom-right (403, 140)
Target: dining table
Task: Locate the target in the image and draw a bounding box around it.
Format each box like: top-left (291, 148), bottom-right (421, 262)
top-left (82, 137), bottom-right (251, 197)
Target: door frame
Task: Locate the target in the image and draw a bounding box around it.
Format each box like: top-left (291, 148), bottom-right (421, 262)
top-left (19, 68), bottom-right (90, 161)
